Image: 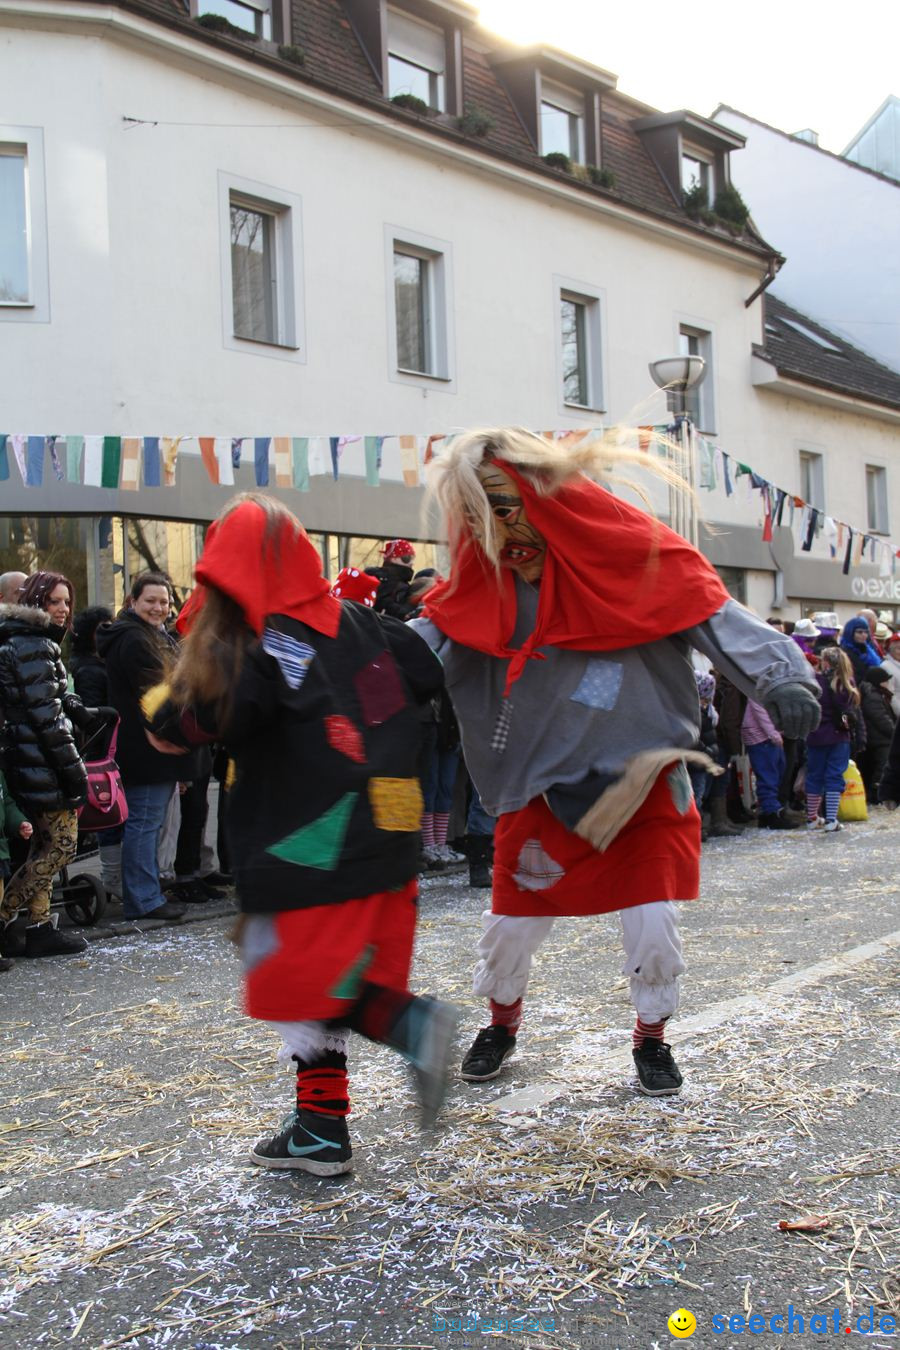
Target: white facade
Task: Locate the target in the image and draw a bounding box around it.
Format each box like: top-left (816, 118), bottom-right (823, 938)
top-left (1, 4), bottom-right (899, 625)
top-left (714, 105), bottom-right (900, 374)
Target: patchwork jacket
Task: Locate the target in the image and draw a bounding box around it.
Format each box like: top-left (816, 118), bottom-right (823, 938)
top-left (148, 603), bottom-right (443, 913)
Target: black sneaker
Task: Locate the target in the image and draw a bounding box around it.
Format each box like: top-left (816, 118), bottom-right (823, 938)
top-left (757, 810), bottom-right (801, 831)
top-left (0, 922), bottom-right (25, 959)
top-left (169, 880), bottom-right (211, 905)
top-left (24, 921), bottom-right (87, 957)
top-left (250, 1110), bottom-right (353, 1175)
top-left (460, 1025), bottom-right (517, 1082)
top-left (632, 1040), bottom-right (683, 1096)
top-left (198, 875), bottom-right (229, 899)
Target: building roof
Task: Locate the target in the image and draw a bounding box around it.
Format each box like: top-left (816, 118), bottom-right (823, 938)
top-left (713, 103), bottom-right (900, 191)
top-left (50, 0), bottom-right (776, 259)
top-left (756, 295), bottom-right (900, 411)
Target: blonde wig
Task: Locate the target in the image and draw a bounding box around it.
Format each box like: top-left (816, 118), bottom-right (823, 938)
top-left (424, 425), bottom-right (690, 578)
top-left (819, 645), bottom-right (861, 707)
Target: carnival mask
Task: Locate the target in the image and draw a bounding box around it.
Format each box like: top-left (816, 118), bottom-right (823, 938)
top-left (475, 461), bottom-right (546, 582)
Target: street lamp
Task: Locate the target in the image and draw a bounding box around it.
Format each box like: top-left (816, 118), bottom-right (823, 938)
top-left (648, 355), bottom-right (707, 545)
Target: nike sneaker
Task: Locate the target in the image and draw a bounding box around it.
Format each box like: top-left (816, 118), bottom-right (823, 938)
top-left (249, 1110), bottom-right (352, 1175)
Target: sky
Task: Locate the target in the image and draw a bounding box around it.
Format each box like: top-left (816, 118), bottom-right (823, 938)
top-left (476, 0), bottom-right (899, 154)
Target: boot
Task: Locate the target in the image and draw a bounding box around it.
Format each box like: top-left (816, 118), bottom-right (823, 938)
top-left (467, 834), bottom-right (493, 888)
top-left (24, 916), bottom-right (87, 957)
top-left (0, 916), bottom-right (27, 958)
top-left (708, 797), bottom-right (743, 837)
top-left (99, 841), bottom-right (122, 900)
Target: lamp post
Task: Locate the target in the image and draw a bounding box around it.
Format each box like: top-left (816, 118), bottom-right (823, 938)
top-left (648, 355), bottom-right (707, 546)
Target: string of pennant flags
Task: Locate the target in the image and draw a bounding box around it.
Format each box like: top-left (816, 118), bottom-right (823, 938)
top-left (2, 427), bottom-right (898, 578)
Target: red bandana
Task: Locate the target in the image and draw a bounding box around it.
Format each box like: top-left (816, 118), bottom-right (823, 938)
top-left (423, 463), bottom-right (729, 694)
top-left (194, 500), bottom-right (341, 638)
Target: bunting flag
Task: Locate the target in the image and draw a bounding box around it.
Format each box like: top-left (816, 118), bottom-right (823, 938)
top-left (83, 435), bottom-right (104, 487)
top-left (215, 437), bottom-right (234, 487)
top-left (26, 435), bottom-right (44, 487)
top-left (231, 438), bottom-right (243, 472)
top-left (10, 435), bottom-right (26, 482)
top-left (143, 436), bottom-right (161, 488)
top-left (274, 437), bottom-right (291, 487)
top-left (0, 436), bottom-right (9, 482)
top-left (292, 437), bottom-right (309, 491)
top-left (47, 436), bottom-right (64, 482)
top-left (761, 486), bottom-right (773, 543)
top-left (254, 437), bottom-right (270, 487)
top-left (120, 437), bottom-right (141, 491)
top-left (400, 435), bottom-right (419, 487)
top-left (162, 437), bottom-right (182, 487)
top-left (198, 437), bottom-right (219, 485)
top-left (101, 436), bottom-right (121, 490)
top-left (843, 529), bottom-right (853, 576)
top-left (66, 435), bottom-right (84, 484)
top-left (364, 435), bottom-right (380, 487)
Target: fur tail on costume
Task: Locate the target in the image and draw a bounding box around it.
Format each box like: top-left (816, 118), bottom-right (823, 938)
top-left (573, 749), bottom-right (721, 853)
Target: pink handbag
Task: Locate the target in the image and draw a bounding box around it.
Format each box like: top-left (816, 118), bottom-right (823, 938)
top-left (78, 719), bottom-right (129, 831)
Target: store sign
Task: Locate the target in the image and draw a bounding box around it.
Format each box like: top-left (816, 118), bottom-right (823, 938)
top-left (852, 576), bottom-right (900, 601)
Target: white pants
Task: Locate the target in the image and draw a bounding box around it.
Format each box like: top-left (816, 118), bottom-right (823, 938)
top-left (472, 901), bottom-right (685, 1024)
top-left (268, 1021), bottom-right (351, 1063)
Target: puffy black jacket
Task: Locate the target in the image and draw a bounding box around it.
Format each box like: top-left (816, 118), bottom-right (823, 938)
top-left (70, 652), bottom-right (110, 707)
top-left (0, 604), bottom-right (88, 813)
top-left (96, 612), bottom-right (205, 785)
top-left (365, 562), bottom-right (416, 620)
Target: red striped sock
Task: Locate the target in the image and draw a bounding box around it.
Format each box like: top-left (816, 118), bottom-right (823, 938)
top-left (421, 812), bottom-right (435, 847)
top-left (433, 812), bottom-right (450, 847)
top-left (295, 1052), bottom-right (349, 1117)
top-left (633, 1017), bottom-right (667, 1050)
top-left (490, 998), bottom-right (522, 1034)
top-left (806, 793), bottom-right (823, 823)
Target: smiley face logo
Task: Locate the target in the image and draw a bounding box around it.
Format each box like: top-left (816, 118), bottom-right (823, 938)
top-left (668, 1308), bottom-right (697, 1338)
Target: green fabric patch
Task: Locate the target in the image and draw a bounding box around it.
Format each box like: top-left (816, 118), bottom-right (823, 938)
top-left (667, 763), bottom-right (694, 816)
top-left (330, 943), bottom-right (375, 1000)
top-left (266, 792), bottom-right (357, 870)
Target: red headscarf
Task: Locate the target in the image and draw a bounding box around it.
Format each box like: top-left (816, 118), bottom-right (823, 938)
top-left (423, 463), bottom-right (729, 694)
top-left (383, 539), bottom-right (415, 562)
top-left (195, 499), bottom-right (341, 638)
top-left (332, 567), bottom-right (379, 608)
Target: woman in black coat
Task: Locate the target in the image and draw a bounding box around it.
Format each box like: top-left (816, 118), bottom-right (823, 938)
top-left (0, 572), bottom-right (108, 957)
top-left (857, 666), bottom-right (896, 803)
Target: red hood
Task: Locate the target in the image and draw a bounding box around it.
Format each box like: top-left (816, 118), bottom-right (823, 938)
top-left (195, 500), bottom-right (341, 638)
top-left (423, 463), bottom-right (729, 694)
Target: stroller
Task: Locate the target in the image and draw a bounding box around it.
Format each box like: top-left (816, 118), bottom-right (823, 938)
top-left (50, 714), bottom-right (127, 929)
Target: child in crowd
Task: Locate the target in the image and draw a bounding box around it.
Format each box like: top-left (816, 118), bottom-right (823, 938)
top-left (0, 768), bottom-right (33, 972)
top-left (741, 698), bottom-right (801, 830)
top-left (806, 647), bottom-right (859, 833)
top-left (145, 495), bottom-right (457, 1176)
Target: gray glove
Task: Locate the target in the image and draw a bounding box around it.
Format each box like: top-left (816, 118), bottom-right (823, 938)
top-left (763, 682), bottom-right (821, 739)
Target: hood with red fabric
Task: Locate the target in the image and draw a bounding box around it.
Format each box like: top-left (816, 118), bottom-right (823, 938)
top-left (423, 462), bottom-right (729, 692)
top-left (194, 499), bottom-right (341, 638)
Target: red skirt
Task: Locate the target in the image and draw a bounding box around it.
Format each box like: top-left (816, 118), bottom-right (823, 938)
top-left (492, 768), bottom-right (700, 917)
top-left (244, 879), bottom-right (418, 1022)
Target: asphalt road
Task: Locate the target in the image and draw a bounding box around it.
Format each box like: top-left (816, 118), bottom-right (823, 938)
top-left (2, 812), bottom-right (898, 1350)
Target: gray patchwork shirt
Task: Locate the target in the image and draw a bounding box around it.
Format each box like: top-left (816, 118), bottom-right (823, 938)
top-left (411, 588), bottom-right (817, 818)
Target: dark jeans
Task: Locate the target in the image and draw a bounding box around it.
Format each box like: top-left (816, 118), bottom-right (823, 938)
top-left (174, 775), bottom-right (210, 878)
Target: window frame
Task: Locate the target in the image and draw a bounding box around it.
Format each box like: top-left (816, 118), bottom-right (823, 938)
top-left (218, 172), bottom-right (304, 362)
top-left (798, 448), bottom-right (826, 513)
top-left (385, 225), bottom-right (455, 388)
top-left (386, 7), bottom-right (447, 111)
top-left (190, 0), bottom-right (278, 40)
top-left (866, 463), bottom-right (889, 535)
top-left (555, 275), bottom-right (606, 415)
top-left (0, 125), bottom-right (49, 324)
top-left (681, 143), bottom-right (715, 200)
top-left (676, 319), bottom-right (716, 434)
top-left (539, 78), bottom-right (585, 161)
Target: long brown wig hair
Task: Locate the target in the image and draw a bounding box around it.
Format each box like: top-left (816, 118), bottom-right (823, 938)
top-left (819, 646), bottom-right (861, 708)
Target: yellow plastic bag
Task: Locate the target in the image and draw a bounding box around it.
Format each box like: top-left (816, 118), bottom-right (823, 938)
top-left (838, 759), bottom-right (868, 822)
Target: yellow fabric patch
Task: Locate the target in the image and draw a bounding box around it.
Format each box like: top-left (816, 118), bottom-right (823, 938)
top-left (225, 758), bottom-right (237, 791)
top-left (141, 681), bottom-right (172, 722)
top-left (368, 777), bottom-right (423, 832)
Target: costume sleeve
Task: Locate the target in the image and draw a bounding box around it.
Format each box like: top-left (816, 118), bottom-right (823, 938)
top-left (379, 614), bottom-right (445, 702)
top-left (407, 615), bottom-right (451, 658)
top-left (684, 601), bottom-right (819, 703)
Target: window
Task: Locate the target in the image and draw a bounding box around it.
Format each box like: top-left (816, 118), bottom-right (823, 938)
top-left (557, 279), bottom-right (605, 412)
top-left (0, 127), bottom-right (48, 323)
top-left (866, 464), bottom-right (889, 534)
top-left (219, 173), bottom-right (304, 359)
top-left (540, 79), bottom-right (584, 160)
top-left (194, 0), bottom-right (271, 38)
top-left (678, 324), bottom-right (715, 432)
top-left (386, 228), bottom-right (454, 384)
top-left (681, 147), bottom-right (714, 200)
top-left (799, 450), bottom-right (825, 511)
top-left (387, 9), bottom-right (446, 110)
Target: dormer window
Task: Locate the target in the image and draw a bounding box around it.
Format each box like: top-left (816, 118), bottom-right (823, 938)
top-left (387, 8), bottom-right (446, 110)
top-left (192, 0), bottom-right (272, 39)
top-left (540, 79), bottom-right (584, 161)
top-left (681, 146), bottom-right (714, 199)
